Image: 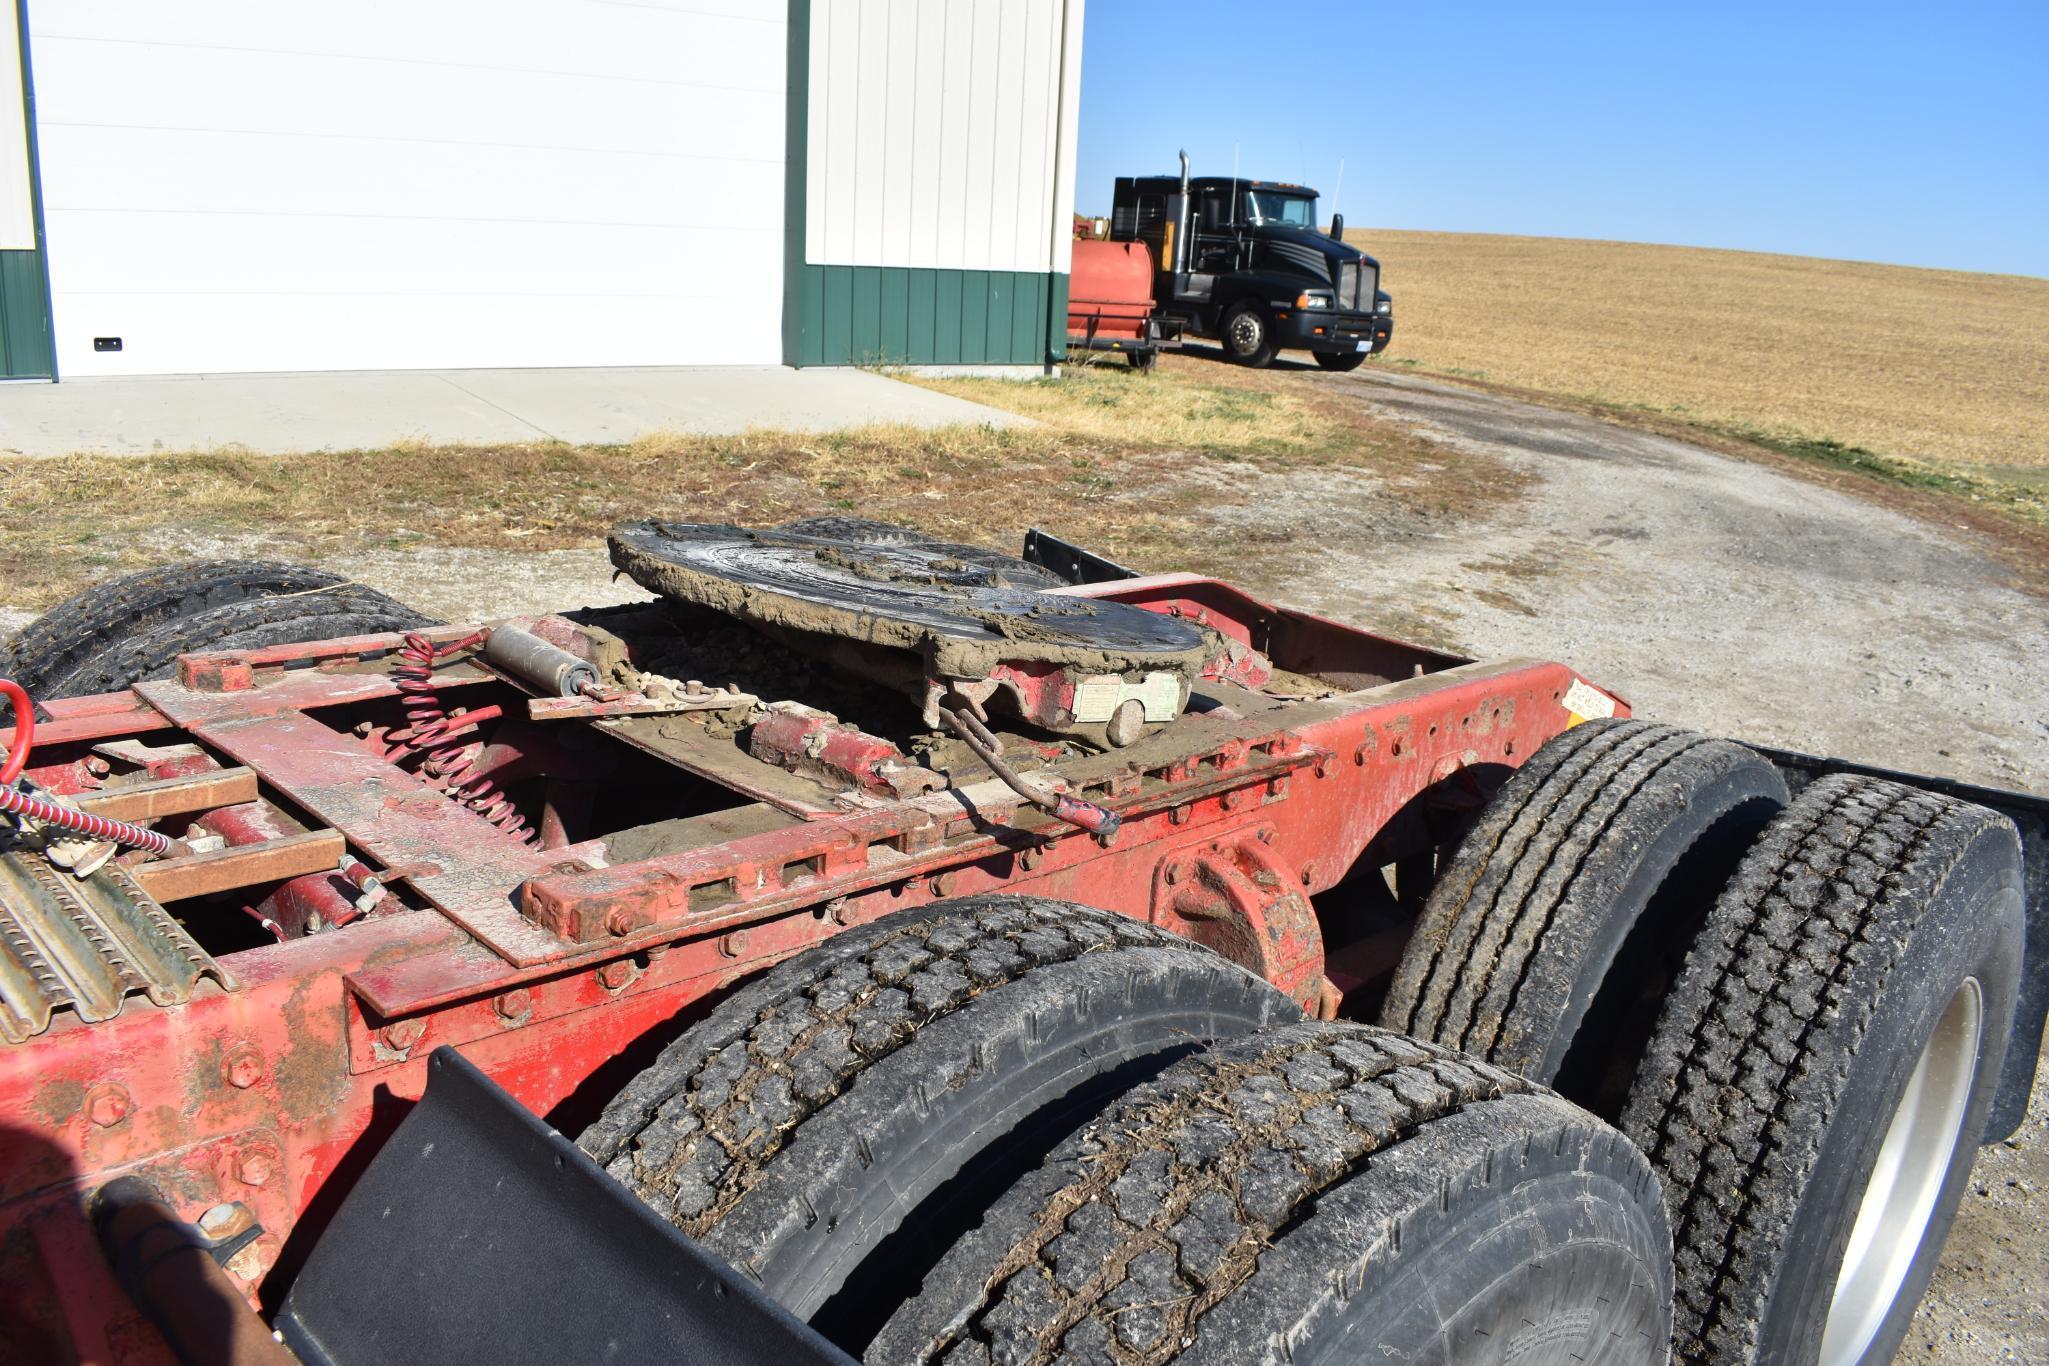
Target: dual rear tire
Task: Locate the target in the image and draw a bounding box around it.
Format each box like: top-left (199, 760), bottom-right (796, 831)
top-left (1385, 720), bottom-right (2026, 1366)
top-left (583, 896), bottom-right (1675, 1363)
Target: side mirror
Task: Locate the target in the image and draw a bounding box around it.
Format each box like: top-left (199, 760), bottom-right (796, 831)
top-left (1329, 213), bottom-right (1345, 241)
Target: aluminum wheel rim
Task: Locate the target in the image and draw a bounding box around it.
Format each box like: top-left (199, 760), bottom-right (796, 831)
top-left (1820, 975), bottom-right (1983, 1366)
top-left (1228, 313), bottom-right (1262, 354)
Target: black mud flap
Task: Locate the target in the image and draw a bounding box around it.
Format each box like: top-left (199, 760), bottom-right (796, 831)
top-left (276, 1047), bottom-right (852, 1366)
top-left (1763, 748), bottom-right (2049, 1143)
top-left (1022, 528), bottom-right (1139, 585)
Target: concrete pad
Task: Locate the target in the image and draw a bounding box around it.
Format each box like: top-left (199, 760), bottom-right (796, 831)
top-left (0, 365), bottom-right (1028, 457)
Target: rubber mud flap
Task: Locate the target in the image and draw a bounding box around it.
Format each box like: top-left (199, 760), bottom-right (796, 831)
top-left (276, 1048), bottom-right (849, 1366)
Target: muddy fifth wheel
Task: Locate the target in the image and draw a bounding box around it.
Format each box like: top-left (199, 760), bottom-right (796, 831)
top-left (608, 520), bottom-right (1213, 745)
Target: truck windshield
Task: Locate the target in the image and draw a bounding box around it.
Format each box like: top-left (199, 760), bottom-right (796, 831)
top-left (1244, 190), bottom-right (1316, 227)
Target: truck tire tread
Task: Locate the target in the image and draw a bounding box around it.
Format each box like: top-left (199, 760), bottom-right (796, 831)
top-left (58, 588), bottom-right (433, 696)
top-left (869, 1021), bottom-right (1669, 1364)
top-left (1621, 774), bottom-right (2023, 1363)
top-left (3, 560), bottom-right (355, 697)
top-left (1385, 719), bottom-right (1784, 1086)
top-left (578, 896), bottom-right (1200, 1234)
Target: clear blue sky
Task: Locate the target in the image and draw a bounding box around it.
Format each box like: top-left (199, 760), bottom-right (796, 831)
top-left (1074, 1), bottom-right (2048, 278)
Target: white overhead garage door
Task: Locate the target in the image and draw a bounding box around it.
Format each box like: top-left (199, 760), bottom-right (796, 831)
top-left (28, 0), bottom-right (786, 377)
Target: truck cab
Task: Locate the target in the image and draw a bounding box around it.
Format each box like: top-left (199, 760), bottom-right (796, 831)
top-left (1112, 167), bottom-right (1394, 370)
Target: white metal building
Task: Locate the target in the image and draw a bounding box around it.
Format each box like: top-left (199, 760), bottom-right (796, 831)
top-left (0, 0), bottom-right (1084, 380)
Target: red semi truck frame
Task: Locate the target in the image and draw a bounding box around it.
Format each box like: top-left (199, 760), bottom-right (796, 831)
top-left (1, 530), bottom-right (2041, 1365)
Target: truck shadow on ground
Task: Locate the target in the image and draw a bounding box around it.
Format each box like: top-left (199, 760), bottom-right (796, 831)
top-left (1148, 339), bottom-right (1323, 372)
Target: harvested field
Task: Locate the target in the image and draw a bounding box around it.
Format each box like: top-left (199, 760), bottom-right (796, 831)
top-left (1343, 229), bottom-right (2049, 514)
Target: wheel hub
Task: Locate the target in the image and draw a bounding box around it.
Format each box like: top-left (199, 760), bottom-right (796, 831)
top-left (1820, 975), bottom-right (1983, 1366)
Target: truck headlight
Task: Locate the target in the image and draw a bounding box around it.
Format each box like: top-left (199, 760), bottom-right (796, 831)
top-left (1296, 292), bottom-right (1331, 310)
top-left (1375, 297), bottom-right (1392, 315)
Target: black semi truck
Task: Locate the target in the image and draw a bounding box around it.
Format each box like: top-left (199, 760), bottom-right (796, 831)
top-left (1111, 152), bottom-right (1393, 370)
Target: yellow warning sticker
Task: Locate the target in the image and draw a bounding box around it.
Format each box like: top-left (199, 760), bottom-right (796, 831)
top-left (1562, 678), bottom-right (1617, 727)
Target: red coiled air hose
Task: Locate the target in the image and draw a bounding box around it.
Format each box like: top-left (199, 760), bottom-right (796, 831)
top-left (1, 678), bottom-right (31, 786)
top-left (389, 632), bottom-right (537, 845)
top-left (2, 677), bottom-right (176, 856)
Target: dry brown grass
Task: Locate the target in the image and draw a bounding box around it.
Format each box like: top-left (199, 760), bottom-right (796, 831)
top-left (0, 362), bottom-right (1519, 611)
top-left (1349, 229), bottom-right (2049, 477)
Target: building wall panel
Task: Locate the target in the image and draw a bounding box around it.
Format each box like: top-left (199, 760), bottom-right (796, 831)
top-left (31, 0), bottom-right (787, 376)
top-left (805, 0), bottom-right (1074, 276)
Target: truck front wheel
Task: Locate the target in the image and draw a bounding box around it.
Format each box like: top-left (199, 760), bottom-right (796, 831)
top-left (1219, 302), bottom-right (1277, 368)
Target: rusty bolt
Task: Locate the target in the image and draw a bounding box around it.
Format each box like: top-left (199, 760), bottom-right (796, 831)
top-left (604, 908), bottom-right (642, 938)
top-left (352, 720), bottom-right (377, 738)
top-left (381, 1018), bottom-right (427, 1052)
top-left (84, 755), bottom-right (113, 777)
top-left (929, 872), bottom-right (955, 898)
top-left (1222, 789), bottom-right (1247, 811)
top-left (85, 1083), bottom-right (131, 1128)
top-left (595, 959), bottom-right (637, 991)
top-left (222, 1048), bottom-right (263, 1090)
top-left (719, 930), bottom-right (752, 960)
top-left (233, 1149), bottom-right (274, 1188)
top-left (494, 988), bottom-right (532, 1022)
top-left (226, 1240), bottom-right (266, 1283)
top-left (1169, 804), bottom-right (1192, 826)
top-left (1018, 846), bottom-right (1043, 872)
top-left (1163, 863), bottom-right (1180, 886)
top-left (1354, 743), bottom-right (1371, 766)
top-left (197, 1204), bottom-right (242, 1239)
top-left (1257, 828), bottom-right (1276, 845)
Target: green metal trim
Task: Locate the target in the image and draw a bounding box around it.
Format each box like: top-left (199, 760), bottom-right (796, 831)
top-left (779, 0), bottom-right (809, 369)
top-left (791, 266), bottom-right (1068, 367)
top-left (0, 0), bottom-right (53, 380)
